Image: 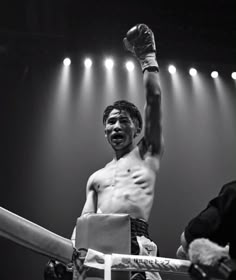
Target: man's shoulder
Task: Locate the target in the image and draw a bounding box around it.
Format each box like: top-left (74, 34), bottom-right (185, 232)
top-left (217, 180), bottom-right (236, 206)
top-left (87, 164), bottom-right (111, 186)
top-left (219, 180), bottom-right (236, 195)
top-left (88, 168), bottom-right (104, 181)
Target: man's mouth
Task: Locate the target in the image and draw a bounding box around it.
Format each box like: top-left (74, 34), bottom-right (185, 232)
top-left (111, 133), bottom-right (125, 142)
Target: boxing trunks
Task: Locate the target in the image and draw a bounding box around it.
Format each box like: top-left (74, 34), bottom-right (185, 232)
top-left (130, 218), bottom-right (162, 280)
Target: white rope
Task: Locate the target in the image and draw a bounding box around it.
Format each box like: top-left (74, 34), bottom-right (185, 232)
top-left (84, 248), bottom-right (190, 275)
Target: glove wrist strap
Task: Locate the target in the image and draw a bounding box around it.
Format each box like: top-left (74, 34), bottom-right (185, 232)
top-left (139, 53), bottom-right (159, 72)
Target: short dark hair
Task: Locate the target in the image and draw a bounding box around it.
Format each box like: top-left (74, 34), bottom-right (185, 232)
top-left (103, 100), bottom-right (143, 131)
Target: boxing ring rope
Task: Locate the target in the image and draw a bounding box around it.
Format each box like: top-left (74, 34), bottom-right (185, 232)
top-left (0, 206), bottom-right (191, 278)
top-left (84, 248), bottom-right (190, 280)
top-left (0, 206), bottom-right (74, 264)
top-left (1, 206), bottom-right (232, 280)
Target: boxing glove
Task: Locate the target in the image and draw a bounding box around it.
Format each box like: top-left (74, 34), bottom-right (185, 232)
top-left (44, 260), bottom-right (73, 280)
top-left (123, 24), bottom-right (159, 72)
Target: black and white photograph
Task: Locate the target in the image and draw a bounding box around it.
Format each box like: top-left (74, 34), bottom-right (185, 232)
top-left (1, 1), bottom-right (235, 280)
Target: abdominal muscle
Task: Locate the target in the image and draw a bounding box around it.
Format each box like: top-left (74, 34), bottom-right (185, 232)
top-left (97, 188), bottom-right (154, 221)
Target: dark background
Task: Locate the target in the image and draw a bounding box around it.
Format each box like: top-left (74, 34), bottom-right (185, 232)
top-left (0, 1), bottom-right (236, 280)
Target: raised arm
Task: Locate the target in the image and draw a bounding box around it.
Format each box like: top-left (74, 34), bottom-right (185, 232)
top-left (143, 70), bottom-right (162, 155)
top-left (124, 24), bottom-right (163, 156)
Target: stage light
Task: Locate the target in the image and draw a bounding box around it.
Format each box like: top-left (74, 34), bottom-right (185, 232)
top-left (211, 71), bottom-right (218, 78)
top-left (189, 68), bottom-right (197, 76)
top-left (104, 58), bottom-right (114, 70)
top-left (231, 72), bottom-right (236, 80)
top-left (168, 65), bottom-right (176, 74)
top-left (63, 58), bottom-right (71, 67)
top-left (126, 61), bottom-right (135, 71)
top-left (84, 58), bottom-right (92, 68)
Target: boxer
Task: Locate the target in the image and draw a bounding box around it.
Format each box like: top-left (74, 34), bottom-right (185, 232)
top-left (46, 23), bottom-right (164, 280)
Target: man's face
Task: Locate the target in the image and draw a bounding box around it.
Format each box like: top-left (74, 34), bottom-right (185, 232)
top-left (104, 109), bottom-right (137, 151)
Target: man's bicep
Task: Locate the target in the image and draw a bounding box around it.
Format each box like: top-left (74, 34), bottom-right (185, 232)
top-left (81, 189), bottom-right (97, 215)
top-left (81, 175), bottom-right (97, 215)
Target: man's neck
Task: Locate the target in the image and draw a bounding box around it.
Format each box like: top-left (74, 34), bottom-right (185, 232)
top-left (114, 143), bottom-right (135, 160)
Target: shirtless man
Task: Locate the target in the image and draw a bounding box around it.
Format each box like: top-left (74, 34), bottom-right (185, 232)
top-left (45, 24), bottom-right (163, 280)
top-left (73, 24), bottom-right (163, 280)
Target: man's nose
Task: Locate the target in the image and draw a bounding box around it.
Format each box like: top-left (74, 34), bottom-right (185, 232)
top-left (113, 121), bottom-right (121, 131)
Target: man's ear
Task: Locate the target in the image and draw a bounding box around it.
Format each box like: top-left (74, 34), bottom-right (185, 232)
top-left (104, 128), bottom-right (108, 138)
top-left (133, 119), bottom-right (141, 138)
top-left (134, 127), bottom-right (141, 138)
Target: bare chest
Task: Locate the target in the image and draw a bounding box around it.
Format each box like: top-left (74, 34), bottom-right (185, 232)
top-left (94, 156), bottom-right (156, 192)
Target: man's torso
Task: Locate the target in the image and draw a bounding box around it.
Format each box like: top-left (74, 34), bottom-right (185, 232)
top-left (92, 146), bottom-right (160, 221)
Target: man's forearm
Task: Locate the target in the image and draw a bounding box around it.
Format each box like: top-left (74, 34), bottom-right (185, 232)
top-left (143, 70), bottom-right (161, 102)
